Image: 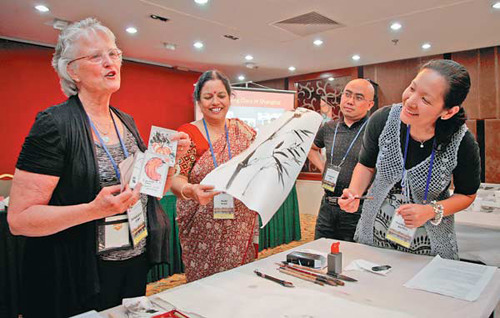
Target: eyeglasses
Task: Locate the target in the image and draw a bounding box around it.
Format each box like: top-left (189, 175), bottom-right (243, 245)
top-left (342, 90), bottom-right (370, 103)
top-left (67, 48), bottom-right (122, 65)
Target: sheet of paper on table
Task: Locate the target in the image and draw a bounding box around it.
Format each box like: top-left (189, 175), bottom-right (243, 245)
top-left (404, 255), bottom-right (496, 301)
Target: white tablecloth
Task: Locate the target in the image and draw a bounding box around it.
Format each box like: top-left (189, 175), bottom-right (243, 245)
top-left (102, 239), bottom-right (500, 318)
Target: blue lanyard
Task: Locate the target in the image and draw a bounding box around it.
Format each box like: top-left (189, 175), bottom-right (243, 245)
top-left (202, 118), bottom-right (232, 168)
top-left (401, 125), bottom-right (436, 203)
top-left (88, 110), bottom-right (129, 181)
top-left (330, 120), bottom-right (368, 167)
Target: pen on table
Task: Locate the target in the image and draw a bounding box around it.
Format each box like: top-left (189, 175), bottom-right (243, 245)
top-left (254, 269), bottom-right (294, 287)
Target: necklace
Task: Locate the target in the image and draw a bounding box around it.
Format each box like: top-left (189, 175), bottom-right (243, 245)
top-left (91, 116), bottom-right (113, 143)
top-left (410, 129), bottom-right (432, 149)
top-left (416, 137), bottom-right (434, 148)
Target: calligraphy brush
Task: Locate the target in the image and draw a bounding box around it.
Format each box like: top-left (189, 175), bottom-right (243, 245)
top-left (254, 269), bottom-right (294, 287)
top-left (331, 195), bottom-right (374, 200)
top-left (278, 268), bottom-right (325, 286)
top-left (280, 261), bottom-right (356, 282)
top-left (279, 263), bottom-right (344, 286)
top-left (278, 261), bottom-right (326, 274)
top-left (279, 267), bottom-right (338, 286)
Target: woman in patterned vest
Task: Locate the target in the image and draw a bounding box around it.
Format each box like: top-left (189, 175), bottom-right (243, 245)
top-left (339, 60), bottom-right (480, 259)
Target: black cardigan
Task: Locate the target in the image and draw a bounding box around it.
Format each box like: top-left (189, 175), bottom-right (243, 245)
top-left (16, 95), bottom-right (170, 317)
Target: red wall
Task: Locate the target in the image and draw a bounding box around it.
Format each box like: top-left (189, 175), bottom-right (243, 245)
top-left (0, 40), bottom-right (200, 174)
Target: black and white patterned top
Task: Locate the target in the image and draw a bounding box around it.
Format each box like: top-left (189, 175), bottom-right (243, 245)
top-left (95, 127), bottom-right (147, 261)
top-left (372, 186), bottom-right (432, 255)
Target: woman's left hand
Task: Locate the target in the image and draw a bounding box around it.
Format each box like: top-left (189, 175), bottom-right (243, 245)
top-left (172, 132), bottom-right (191, 159)
top-left (396, 204), bottom-right (435, 228)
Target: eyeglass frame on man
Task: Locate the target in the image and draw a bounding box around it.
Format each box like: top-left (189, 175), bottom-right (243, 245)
top-left (67, 48), bottom-right (123, 66)
top-left (341, 90), bottom-right (371, 103)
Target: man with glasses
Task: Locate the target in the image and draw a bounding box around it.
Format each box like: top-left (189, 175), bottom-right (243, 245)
top-left (308, 79), bottom-right (375, 241)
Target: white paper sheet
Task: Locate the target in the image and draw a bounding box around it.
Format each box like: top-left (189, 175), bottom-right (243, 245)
top-left (404, 255), bottom-right (496, 301)
top-left (201, 108), bottom-right (322, 226)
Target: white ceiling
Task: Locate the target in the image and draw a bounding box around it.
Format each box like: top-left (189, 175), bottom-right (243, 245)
top-left (1, 0), bottom-right (500, 83)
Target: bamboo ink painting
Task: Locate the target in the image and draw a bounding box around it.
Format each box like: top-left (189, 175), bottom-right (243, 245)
top-left (201, 108), bottom-right (322, 226)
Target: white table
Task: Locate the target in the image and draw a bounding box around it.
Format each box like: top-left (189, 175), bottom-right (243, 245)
top-left (102, 239), bottom-right (500, 318)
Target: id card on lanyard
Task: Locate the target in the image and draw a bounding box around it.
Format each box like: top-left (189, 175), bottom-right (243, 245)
top-left (322, 121), bottom-right (367, 192)
top-left (89, 111), bottom-right (147, 253)
top-left (386, 126), bottom-right (436, 248)
top-left (322, 166), bottom-right (340, 192)
top-left (203, 119), bottom-right (235, 219)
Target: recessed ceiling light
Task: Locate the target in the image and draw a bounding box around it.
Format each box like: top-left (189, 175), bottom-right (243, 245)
top-left (245, 55), bottom-right (254, 61)
top-left (238, 75), bottom-right (245, 81)
top-left (493, 2), bottom-right (500, 9)
top-left (352, 54), bottom-right (360, 61)
top-left (195, 0), bottom-right (209, 4)
top-left (328, 77), bottom-right (334, 81)
top-left (422, 43), bottom-right (432, 50)
top-left (35, 5), bottom-right (49, 12)
top-left (193, 41), bottom-right (204, 49)
top-left (288, 66), bottom-right (296, 72)
top-left (126, 27), bottom-right (138, 34)
top-left (390, 22), bottom-right (402, 31)
top-left (313, 39), bottom-right (323, 46)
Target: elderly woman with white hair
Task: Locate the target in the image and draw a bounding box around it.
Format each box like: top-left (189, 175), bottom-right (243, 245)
top-left (7, 18), bottom-right (190, 317)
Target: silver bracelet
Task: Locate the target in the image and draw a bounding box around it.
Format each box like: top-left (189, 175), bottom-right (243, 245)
top-left (429, 200), bottom-right (444, 226)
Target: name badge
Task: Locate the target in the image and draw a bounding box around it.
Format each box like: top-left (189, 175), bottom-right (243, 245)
top-left (97, 213), bottom-right (131, 254)
top-left (322, 166), bottom-right (340, 192)
top-left (385, 194), bottom-right (416, 248)
top-left (214, 193), bottom-right (235, 219)
top-left (127, 200), bottom-right (148, 247)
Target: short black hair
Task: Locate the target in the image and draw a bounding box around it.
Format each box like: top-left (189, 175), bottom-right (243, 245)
top-left (193, 70), bottom-right (231, 102)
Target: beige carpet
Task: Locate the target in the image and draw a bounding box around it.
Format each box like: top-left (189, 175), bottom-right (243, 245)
top-left (146, 213), bottom-right (316, 296)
